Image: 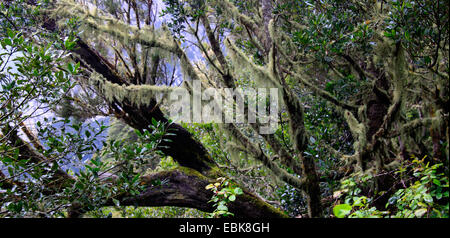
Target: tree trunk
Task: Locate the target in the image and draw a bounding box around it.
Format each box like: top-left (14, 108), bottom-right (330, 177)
top-left (40, 16), bottom-right (287, 217)
top-left (115, 168), bottom-right (288, 218)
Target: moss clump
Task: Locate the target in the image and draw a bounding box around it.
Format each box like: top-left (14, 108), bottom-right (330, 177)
top-left (90, 72), bottom-right (176, 106)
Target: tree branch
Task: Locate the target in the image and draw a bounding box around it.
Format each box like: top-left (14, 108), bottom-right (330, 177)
top-left (114, 168), bottom-right (289, 218)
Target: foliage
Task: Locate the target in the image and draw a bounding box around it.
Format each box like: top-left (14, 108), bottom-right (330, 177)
top-left (0, 5), bottom-right (170, 215)
top-left (384, 0), bottom-right (449, 67)
top-left (1, 0), bottom-right (80, 217)
top-left (181, 123), bottom-right (229, 165)
top-left (332, 173), bottom-right (387, 218)
top-left (205, 177), bottom-right (243, 218)
top-left (161, 0), bottom-right (205, 39)
top-left (333, 156), bottom-right (449, 218)
top-left (276, 184), bottom-right (307, 217)
top-left (1, 0), bottom-right (449, 218)
top-left (387, 158), bottom-right (449, 218)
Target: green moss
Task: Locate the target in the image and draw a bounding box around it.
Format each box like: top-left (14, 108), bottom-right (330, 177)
top-left (205, 165), bottom-right (225, 179)
top-left (170, 166), bottom-right (215, 182)
top-left (241, 192), bottom-right (289, 218)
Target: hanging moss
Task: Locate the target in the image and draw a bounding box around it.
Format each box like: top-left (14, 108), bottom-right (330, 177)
top-left (343, 109), bottom-right (367, 169)
top-left (53, 0), bottom-right (179, 54)
top-left (225, 38), bottom-right (280, 90)
top-left (89, 72), bottom-right (176, 106)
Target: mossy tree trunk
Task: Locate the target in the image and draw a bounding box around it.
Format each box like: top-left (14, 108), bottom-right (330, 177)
top-left (43, 0), bottom-right (448, 218)
top-left (56, 26), bottom-right (287, 217)
top-left (115, 168), bottom-right (288, 218)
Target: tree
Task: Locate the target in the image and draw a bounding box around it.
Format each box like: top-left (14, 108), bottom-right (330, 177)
top-left (1, 0), bottom-right (448, 218)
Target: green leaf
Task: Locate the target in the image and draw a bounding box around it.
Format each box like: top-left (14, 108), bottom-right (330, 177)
top-left (433, 179), bottom-right (441, 186)
top-left (234, 187), bottom-right (243, 195)
top-left (5, 81), bottom-right (15, 90)
top-left (229, 195), bottom-right (236, 202)
top-left (333, 204), bottom-right (352, 218)
top-left (132, 174), bottom-right (140, 184)
top-left (217, 204), bottom-right (228, 211)
top-left (423, 194), bottom-right (433, 203)
top-left (352, 197), bottom-right (366, 207)
top-left (3, 38), bottom-right (12, 46)
top-left (414, 208), bottom-right (427, 218)
top-left (7, 28), bottom-right (15, 38)
top-left (7, 167), bottom-right (13, 176)
top-left (64, 40), bottom-right (76, 50)
top-left (113, 198), bottom-right (120, 207)
top-left (151, 118), bottom-right (158, 127)
top-left (67, 63), bottom-right (73, 73)
top-left (74, 62), bottom-right (80, 73)
top-left (75, 182), bottom-right (84, 190)
top-left (71, 124), bottom-right (80, 131)
top-left (85, 130), bottom-right (91, 138)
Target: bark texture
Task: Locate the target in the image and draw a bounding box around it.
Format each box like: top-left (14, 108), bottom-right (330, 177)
top-left (117, 168), bottom-right (288, 218)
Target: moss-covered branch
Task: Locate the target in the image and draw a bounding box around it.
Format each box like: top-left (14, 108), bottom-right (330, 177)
top-left (89, 72), bottom-right (176, 106)
top-left (113, 167), bottom-right (289, 218)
